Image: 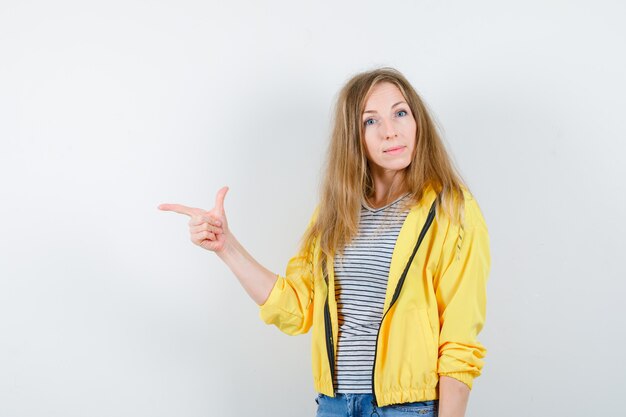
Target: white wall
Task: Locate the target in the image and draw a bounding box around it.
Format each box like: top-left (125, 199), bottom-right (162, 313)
top-left (1, 1), bottom-right (624, 416)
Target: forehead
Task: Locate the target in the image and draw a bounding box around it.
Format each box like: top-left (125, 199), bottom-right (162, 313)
top-left (363, 82), bottom-right (405, 108)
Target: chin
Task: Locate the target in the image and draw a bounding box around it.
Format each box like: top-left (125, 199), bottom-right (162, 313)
top-left (384, 160), bottom-right (412, 171)
top-left (380, 167), bottom-right (410, 175)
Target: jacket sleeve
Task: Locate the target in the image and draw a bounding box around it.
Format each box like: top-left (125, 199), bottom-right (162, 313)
top-left (433, 192), bottom-right (491, 389)
top-left (258, 208), bottom-right (318, 336)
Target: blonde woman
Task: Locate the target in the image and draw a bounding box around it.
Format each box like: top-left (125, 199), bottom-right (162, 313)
top-left (158, 67), bottom-right (491, 417)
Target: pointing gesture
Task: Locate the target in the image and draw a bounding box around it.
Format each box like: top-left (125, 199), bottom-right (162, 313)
top-left (158, 185), bottom-right (277, 304)
top-left (158, 186), bottom-right (231, 253)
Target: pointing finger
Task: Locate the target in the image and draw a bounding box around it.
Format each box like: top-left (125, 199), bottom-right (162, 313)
top-left (157, 203), bottom-right (199, 217)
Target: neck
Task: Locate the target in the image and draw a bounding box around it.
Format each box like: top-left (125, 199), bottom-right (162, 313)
top-left (366, 168), bottom-right (408, 209)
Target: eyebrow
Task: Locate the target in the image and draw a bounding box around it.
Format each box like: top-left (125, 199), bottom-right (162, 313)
top-left (363, 101), bottom-right (407, 115)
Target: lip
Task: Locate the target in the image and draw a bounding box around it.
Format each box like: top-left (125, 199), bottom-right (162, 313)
top-left (384, 146), bottom-right (406, 153)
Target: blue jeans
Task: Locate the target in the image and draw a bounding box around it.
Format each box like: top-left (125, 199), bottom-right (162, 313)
top-left (315, 393), bottom-right (439, 417)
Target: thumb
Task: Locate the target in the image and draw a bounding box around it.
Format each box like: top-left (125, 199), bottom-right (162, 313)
top-left (214, 186), bottom-right (229, 216)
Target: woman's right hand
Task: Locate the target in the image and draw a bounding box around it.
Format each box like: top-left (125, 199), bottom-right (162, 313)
top-left (159, 185), bottom-right (277, 305)
top-left (158, 186), bottom-right (230, 253)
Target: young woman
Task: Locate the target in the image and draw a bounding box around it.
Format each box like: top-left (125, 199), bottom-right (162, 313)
top-left (158, 67), bottom-right (491, 417)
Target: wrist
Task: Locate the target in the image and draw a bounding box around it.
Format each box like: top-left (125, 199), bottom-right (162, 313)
top-left (216, 235), bottom-right (238, 260)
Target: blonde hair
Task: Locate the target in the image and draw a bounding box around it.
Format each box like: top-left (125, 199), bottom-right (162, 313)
top-left (300, 67), bottom-right (468, 269)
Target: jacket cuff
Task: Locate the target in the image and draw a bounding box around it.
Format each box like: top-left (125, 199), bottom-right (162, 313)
top-left (438, 371), bottom-right (476, 390)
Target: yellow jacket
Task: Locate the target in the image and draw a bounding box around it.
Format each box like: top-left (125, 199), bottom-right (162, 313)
top-left (259, 186), bottom-right (491, 406)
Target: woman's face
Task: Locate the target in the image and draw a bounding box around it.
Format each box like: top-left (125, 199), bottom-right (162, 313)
top-left (361, 82), bottom-right (417, 178)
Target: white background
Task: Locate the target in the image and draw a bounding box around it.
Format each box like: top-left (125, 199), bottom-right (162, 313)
top-left (1, 1), bottom-right (625, 416)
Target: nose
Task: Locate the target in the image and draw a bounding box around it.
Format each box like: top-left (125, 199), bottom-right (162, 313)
top-left (380, 118), bottom-right (397, 139)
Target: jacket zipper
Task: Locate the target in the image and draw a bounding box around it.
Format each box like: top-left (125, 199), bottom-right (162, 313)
top-left (323, 260), bottom-right (336, 394)
top-left (371, 197), bottom-right (438, 408)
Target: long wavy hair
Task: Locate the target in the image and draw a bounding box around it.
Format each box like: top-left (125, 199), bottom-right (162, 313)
top-left (300, 67), bottom-right (468, 270)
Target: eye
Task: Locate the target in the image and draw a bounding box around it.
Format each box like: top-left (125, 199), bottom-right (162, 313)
top-left (396, 109), bottom-right (408, 117)
top-left (364, 118), bottom-right (376, 126)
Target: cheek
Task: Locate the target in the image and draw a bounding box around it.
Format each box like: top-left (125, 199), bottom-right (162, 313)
top-left (363, 133), bottom-right (377, 157)
top-left (404, 133), bottom-right (417, 159)
top-left (405, 124), bottom-right (417, 149)
top-left (404, 119), bottom-right (417, 137)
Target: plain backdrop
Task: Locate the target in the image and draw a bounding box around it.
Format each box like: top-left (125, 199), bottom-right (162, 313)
top-left (1, 1), bottom-right (625, 416)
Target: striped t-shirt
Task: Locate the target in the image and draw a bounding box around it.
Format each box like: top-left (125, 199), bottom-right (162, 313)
top-left (332, 192), bottom-right (411, 393)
